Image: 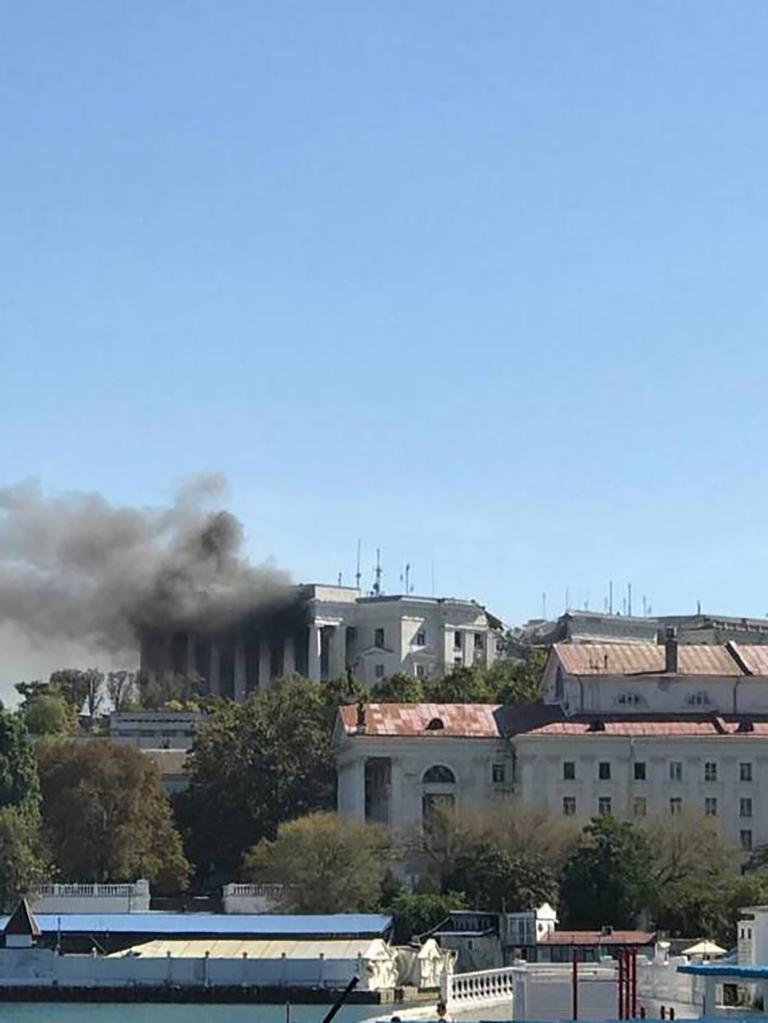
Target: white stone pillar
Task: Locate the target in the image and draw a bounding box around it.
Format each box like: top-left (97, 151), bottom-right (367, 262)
top-left (329, 626), bottom-right (346, 679)
top-left (389, 759), bottom-right (403, 831)
top-left (308, 624), bottom-right (322, 681)
top-left (258, 639), bottom-right (271, 691)
top-left (338, 759), bottom-right (366, 820)
top-left (208, 644), bottom-right (221, 697)
top-left (234, 634), bottom-right (247, 701)
top-left (283, 636), bottom-right (296, 677)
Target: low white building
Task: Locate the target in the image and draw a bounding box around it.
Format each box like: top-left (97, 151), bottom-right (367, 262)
top-left (109, 711), bottom-right (201, 750)
top-left (335, 636), bottom-right (768, 852)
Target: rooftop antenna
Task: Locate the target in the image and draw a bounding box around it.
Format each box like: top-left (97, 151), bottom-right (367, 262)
top-left (565, 586), bottom-right (570, 612)
top-left (609, 580), bottom-right (614, 615)
top-left (542, 592), bottom-right (547, 618)
top-left (627, 582), bottom-right (632, 617)
top-left (373, 548), bottom-right (382, 596)
top-left (642, 594), bottom-right (648, 617)
top-left (355, 539), bottom-right (362, 591)
top-left (337, 571), bottom-right (343, 586)
top-left (405, 562), bottom-right (412, 594)
top-left (697, 599), bottom-right (702, 615)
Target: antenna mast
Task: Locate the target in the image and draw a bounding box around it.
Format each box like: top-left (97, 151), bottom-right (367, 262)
top-left (373, 548), bottom-right (382, 596)
top-left (355, 539), bottom-right (362, 591)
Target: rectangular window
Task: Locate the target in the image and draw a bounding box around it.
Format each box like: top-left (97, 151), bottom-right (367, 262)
top-left (598, 797), bottom-right (612, 816)
top-left (563, 761), bottom-right (576, 781)
top-left (374, 628), bottom-right (385, 648)
top-left (705, 797), bottom-right (718, 817)
top-left (474, 633), bottom-right (484, 651)
top-left (741, 830), bottom-right (753, 851)
top-left (492, 763), bottom-right (506, 784)
top-left (670, 797), bottom-right (683, 815)
top-left (415, 664), bottom-right (427, 680)
top-left (374, 663), bottom-right (385, 678)
top-left (634, 762), bottom-right (646, 781)
top-left (415, 630), bottom-right (426, 647)
top-left (669, 761), bottom-right (683, 782)
top-left (453, 656), bottom-right (463, 667)
top-left (704, 762), bottom-right (717, 782)
top-left (454, 631), bottom-right (463, 650)
top-left (633, 797), bottom-right (647, 818)
top-left (598, 761), bottom-right (611, 781)
top-left (740, 763), bottom-right (753, 783)
top-left (563, 796), bottom-right (576, 817)
top-left (740, 798), bottom-right (753, 819)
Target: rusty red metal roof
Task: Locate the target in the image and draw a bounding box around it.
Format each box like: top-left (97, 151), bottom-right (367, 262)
top-left (339, 704), bottom-right (768, 740)
top-left (554, 642), bottom-right (743, 676)
top-left (338, 703), bottom-right (504, 738)
top-left (516, 714), bottom-right (768, 738)
top-left (540, 930), bottom-right (655, 946)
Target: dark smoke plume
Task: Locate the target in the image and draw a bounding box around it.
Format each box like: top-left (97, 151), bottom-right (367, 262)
top-left (0, 475), bottom-right (293, 661)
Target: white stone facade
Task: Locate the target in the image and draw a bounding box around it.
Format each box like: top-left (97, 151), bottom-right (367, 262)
top-left (142, 584), bottom-right (504, 698)
top-left (334, 639), bottom-right (768, 854)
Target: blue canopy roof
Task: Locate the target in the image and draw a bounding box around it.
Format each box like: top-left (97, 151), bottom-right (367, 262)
top-left (679, 963), bottom-right (768, 979)
top-left (0, 912), bottom-right (392, 937)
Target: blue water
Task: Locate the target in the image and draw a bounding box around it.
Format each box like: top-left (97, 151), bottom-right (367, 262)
top-left (0, 1005), bottom-right (386, 1023)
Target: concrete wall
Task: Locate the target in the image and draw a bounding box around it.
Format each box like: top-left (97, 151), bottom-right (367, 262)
top-left (0, 948), bottom-right (394, 991)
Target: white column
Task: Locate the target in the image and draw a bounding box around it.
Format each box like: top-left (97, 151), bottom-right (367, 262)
top-left (338, 758), bottom-right (366, 820)
top-left (258, 639), bottom-right (271, 691)
top-left (208, 644), bottom-right (221, 697)
top-left (234, 634), bottom-right (247, 701)
top-left (308, 624), bottom-right (322, 681)
top-left (389, 759), bottom-right (403, 831)
top-left (283, 635), bottom-right (296, 676)
top-left (329, 626), bottom-right (346, 679)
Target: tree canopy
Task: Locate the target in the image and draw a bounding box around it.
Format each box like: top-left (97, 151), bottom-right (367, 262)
top-left (443, 843), bottom-right (558, 913)
top-left (243, 811), bottom-right (388, 912)
top-left (559, 816), bottom-right (654, 929)
top-left (37, 739), bottom-right (189, 889)
top-left (178, 676), bottom-right (339, 879)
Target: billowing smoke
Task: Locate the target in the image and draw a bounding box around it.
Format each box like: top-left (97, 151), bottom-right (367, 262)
top-left (0, 476), bottom-right (294, 685)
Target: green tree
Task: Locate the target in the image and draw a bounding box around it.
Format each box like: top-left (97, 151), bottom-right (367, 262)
top-left (489, 649), bottom-right (547, 704)
top-left (424, 667), bottom-right (497, 703)
top-left (106, 670), bottom-right (138, 712)
top-left (23, 692), bottom-right (74, 736)
top-left (0, 709), bottom-right (40, 812)
top-left (135, 670), bottom-right (203, 710)
top-left (559, 816), bottom-right (654, 929)
top-left (38, 739), bottom-right (189, 889)
top-left (179, 676), bottom-right (336, 878)
top-left (49, 668), bottom-right (104, 716)
top-left (643, 812), bottom-right (737, 937)
top-left (369, 673), bottom-right (425, 703)
top-left (387, 891), bottom-right (468, 944)
top-left (243, 811), bottom-right (388, 912)
top-left (443, 843), bottom-right (558, 912)
top-left (0, 806), bottom-right (49, 911)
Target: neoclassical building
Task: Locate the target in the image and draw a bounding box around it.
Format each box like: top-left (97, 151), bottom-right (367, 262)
top-left (334, 635), bottom-right (768, 852)
top-left (141, 583), bottom-right (504, 698)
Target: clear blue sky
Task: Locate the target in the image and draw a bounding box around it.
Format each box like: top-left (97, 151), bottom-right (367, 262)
top-left (3, 1), bottom-right (768, 627)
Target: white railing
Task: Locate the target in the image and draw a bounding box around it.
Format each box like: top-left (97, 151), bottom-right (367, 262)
top-left (441, 966), bottom-right (515, 1008)
top-left (33, 882), bottom-right (147, 898)
top-left (222, 883), bottom-right (284, 898)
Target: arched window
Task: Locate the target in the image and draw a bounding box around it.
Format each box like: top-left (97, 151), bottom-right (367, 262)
top-left (423, 765), bottom-right (456, 784)
top-left (425, 717), bottom-right (444, 731)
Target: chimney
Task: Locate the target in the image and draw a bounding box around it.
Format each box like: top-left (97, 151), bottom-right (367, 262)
top-left (664, 627), bottom-right (678, 674)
